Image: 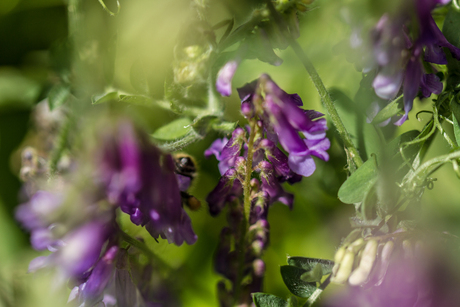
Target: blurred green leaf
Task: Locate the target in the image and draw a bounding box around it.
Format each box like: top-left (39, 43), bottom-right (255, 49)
top-left (151, 117), bottom-right (193, 141)
top-left (371, 95), bottom-right (403, 125)
top-left (0, 68), bottom-right (41, 109)
top-left (452, 100), bottom-right (460, 146)
top-left (443, 7), bottom-right (460, 48)
top-left (48, 83), bottom-right (70, 110)
top-left (280, 265), bottom-right (317, 298)
top-left (362, 184), bottom-right (377, 220)
top-left (300, 263), bottom-right (323, 283)
top-left (130, 59), bottom-right (150, 94)
top-left (119, 94), bottom-right (153, 107)
top-left (211, 120), bottom-right (238, 134)
top-left (91, 91), bottom-right (119, 104)
top-left (252, 293), bottom-right (288, 307)
top-left (338, 158), bottom-right (378, 204)
top-left (287, 257), bottom-right (334, 275)
top-left (287, 296), bottom-right (298, 307)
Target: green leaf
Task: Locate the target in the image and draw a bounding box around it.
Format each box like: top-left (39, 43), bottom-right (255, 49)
top-left (280, 266), bottom-right (317, 298)
top-left (211, 120), bottom-right (238, 134)
top-left (192, 115), bottom-right (218, 135)
top-left (287, 257), bottom-right (334, 275)
top-left (130, 59), bottom-right (150, 94)
top-left (91, 91), bottom-right (119, 104)
top-left (48, 84), bottom-right (70, 110)
top-left (371, 95), bottom-right (403, 125)
top-left (362, 184), bottom-right (377, 220)
top-left (0, 68), bottom-right (40, 109)
top-left (452, 100), bottom-right (460, 146)
top-left (151, 118), bottom-right (193, 141)
top-left (119, 95), bottom-right (153, 107)
top-left (252, 293), bottom-right (288, 307)
top-left (338, 158), bottom-right (378, 204)
top-left (287, 296), bottom-right (298, 307)
top-left (300, 263), bottom-right (323, 283)
top-left (443, 7), bottom-right (460, 49)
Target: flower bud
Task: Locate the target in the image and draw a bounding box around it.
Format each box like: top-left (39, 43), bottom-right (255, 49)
top-left (375, 240), bottom-right (394, 286)
top-left (331, 251), bottom-right (355, 284)
top-left (348, 240), bottom-right (378, 286)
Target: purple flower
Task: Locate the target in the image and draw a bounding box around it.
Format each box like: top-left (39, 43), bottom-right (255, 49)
top-left (96, 121), bottom-right (197, 246)
top-left (236, 75), bottom-right (330, 177)
top-left (206, 168), bottom-right (243, 216)
top-left (370, 0), bottom-right (460, 125)
top-left (257, 161), bottom-right (294, 208)
top-left (216, 60), bottom-right (239, 96)
top-left (205, 128), bottom-right (245, 175)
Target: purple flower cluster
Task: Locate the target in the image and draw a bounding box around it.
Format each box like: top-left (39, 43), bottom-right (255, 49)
top-left (97, 121), bottom-right (197, 246)
top-left (207, 73), bottom-right (329, 305)
top-left (370, 0), bottom-right (460, 125)
top-left (15, 119), bottom-right (197, 306)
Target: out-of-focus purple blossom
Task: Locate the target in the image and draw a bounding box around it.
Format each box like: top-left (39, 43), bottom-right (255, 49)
top-left (59, 221), bottom-right (113, 277)
top-left (369, 0), bottom-right (460, 125)
top-left (216, 60), bottom-right (239, 96)
top-left (96, 121), bottom-right (197, 246)
top-left (324, 241), bottom-right (460, 307)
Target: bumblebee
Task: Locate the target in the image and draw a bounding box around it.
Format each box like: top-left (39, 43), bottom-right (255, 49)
top-left (173, 153), bottom-right (201, 211)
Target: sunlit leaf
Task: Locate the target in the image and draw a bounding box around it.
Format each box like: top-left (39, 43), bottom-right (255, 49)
top-left (338, 158), bottom-right (378, 204)
top-left (91, 91), bottom-right (119, 104)
top-left (151, 118), bottom-right (193, 141)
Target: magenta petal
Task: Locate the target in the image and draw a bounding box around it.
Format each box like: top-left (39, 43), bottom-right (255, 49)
top-left (288, 154), bottom-right (316, 177)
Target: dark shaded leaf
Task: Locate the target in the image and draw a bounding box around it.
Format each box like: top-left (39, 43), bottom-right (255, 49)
top-left (287, 257), bottom-right (334, 275)
top-left (252, 293), bottom-right (288, 307)
top-left (300, 263), bottom-right (323, 283)
top-left (280, 266), bottom-right (317, 298)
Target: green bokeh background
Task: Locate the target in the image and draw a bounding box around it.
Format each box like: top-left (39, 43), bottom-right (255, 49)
top-left (1, 0), bottom-right (460, 306)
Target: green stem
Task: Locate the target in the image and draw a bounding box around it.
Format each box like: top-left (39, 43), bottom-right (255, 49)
top-left (265, 1), bottom-right (363, 169)
top-left (118, 230), bottom-right (168, 266)
top-left (49, 115), bottom-right (72, 175)
top-left (289, 40), bottom-right (363, 169)
top-left (243, 121), bottom-right (257, 223)
top-left (232, 121), bottom-right (257, 306)
top-left (303, 275), bottom-right (331, 307)
top-left (434, 105), bottom-right (456, 149)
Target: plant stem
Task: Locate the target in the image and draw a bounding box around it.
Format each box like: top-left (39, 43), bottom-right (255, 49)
top-left (243, 121), bottom-right (256, 223)
top-left (289, 40), bottom-right (363, 169)
top-left (304, 276), bottom-right (331, 307)
top-left (233, 121), bottom-right (257, 305)
top-left (265, 1), bottom-right (363, 170)
top-left (49, 114), bottom-right (72, 175)
top-left (118, 230), bottom-right (168, 266)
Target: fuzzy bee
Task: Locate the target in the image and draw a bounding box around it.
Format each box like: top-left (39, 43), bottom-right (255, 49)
top-left (173, 154), bottom-right (201, 211)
